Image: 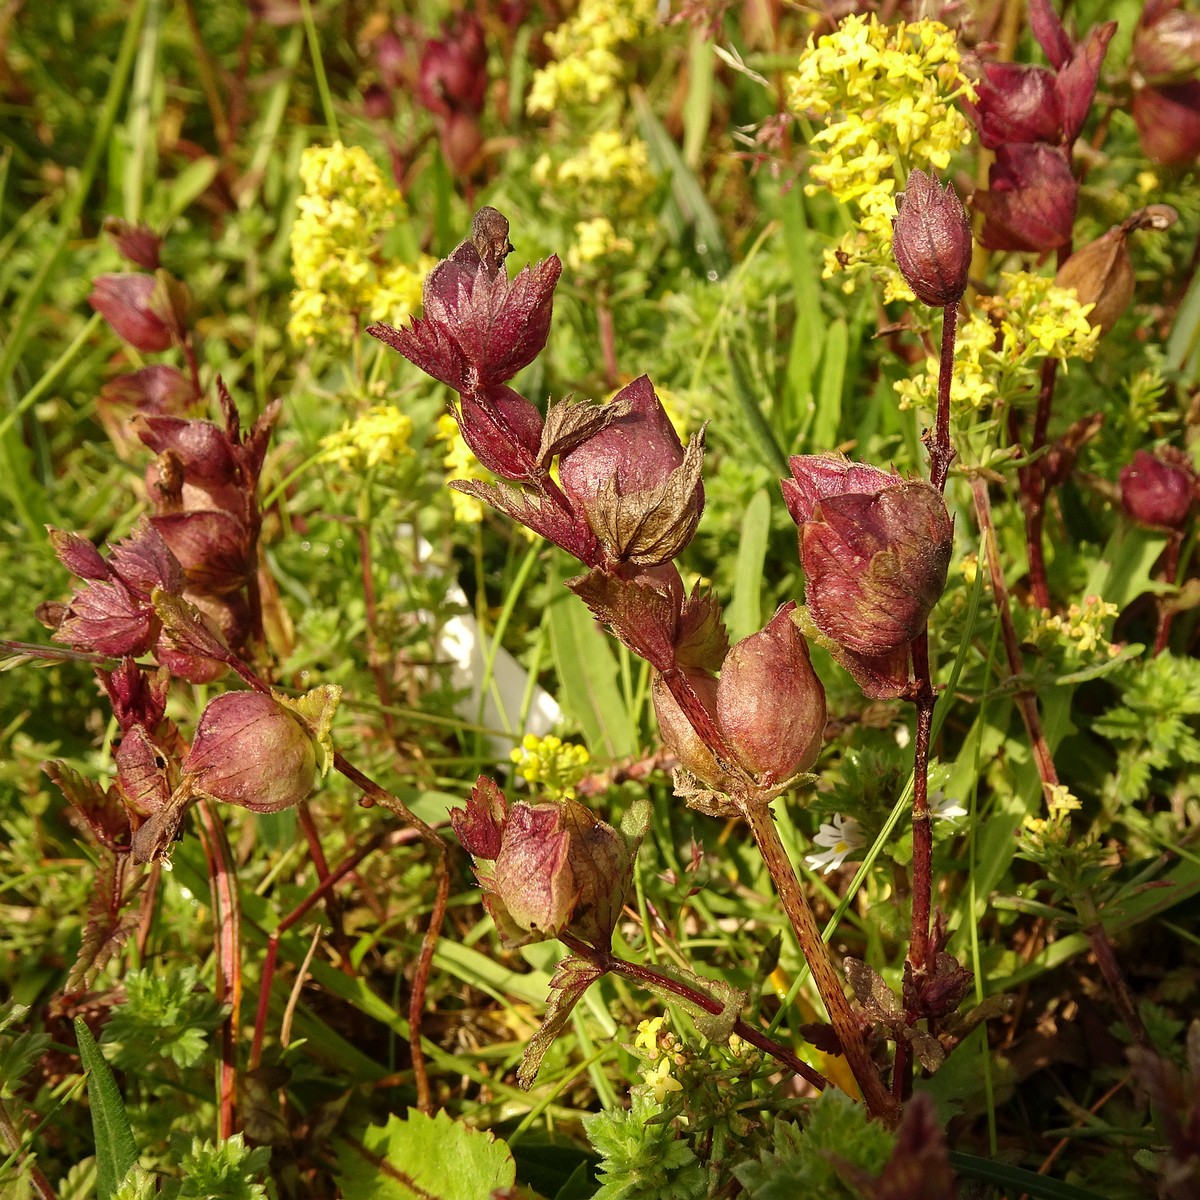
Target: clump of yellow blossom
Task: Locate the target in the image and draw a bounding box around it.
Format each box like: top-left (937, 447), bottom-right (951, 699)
top-left (1030, 596), bottom-right (1121, 660)
top-left (510, 733), bottom-right (591, 800)
top-left (289, 142), bottom-right (431, 347)
top-left (894, 272), bottom-right (1101, 413)
top-left (787, 15), bottom-right (976, 298)
top-left (568, 218), bottom-right (634, 271)
top-left (526, 0), bottom-right (657, 115)
top-left (320, 405), bottom-right (413, 471)
top-left (630, 1015), bottom-right (686, 1105)
top-left (436, 414), bottom-right (487, 525)
top-left (533, 132), bottom-right (655, 273)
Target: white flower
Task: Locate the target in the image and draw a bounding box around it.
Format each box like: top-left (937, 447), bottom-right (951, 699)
top-left (805, 814), bottom-right (866, 875)
top-left (929, 791), bottom-right (968, 821)
top-left (894, 724), bottom-right (911, 750)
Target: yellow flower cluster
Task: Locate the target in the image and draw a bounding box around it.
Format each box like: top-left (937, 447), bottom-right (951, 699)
top-left (1031, 596), bottom-right (1121, 658)
top-left (632, 1016), bottom-right (684, 1104)
top-left (894, 273), bottom-right (1101, 413)
top-left (509, 733), bottom-right (591, 800)
top-left (289, 142), bottom-right (430, 347)
top-left (436, 414), bottom-right (487, 524)
top-left (788, 16), bottom-right (975, 298)
top-left (320, 405), bottom-right (414, 471)
top-left (568, 218), bottom-right (634, 271)
top-left (526, 0), bottom-right (657, 114)
top-left (533, 132), bottom-right (653, 271)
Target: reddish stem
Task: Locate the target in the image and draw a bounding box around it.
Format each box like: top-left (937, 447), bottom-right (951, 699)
top-left (195, 798), bottom-right (242, 1138)
top-left (1153, 533), bottom-right (1183, 656)
top-left (561, 936), bottom-right (830, 1093)
top-left (248, 828), bottom-right (405, 1071)
top-left (741, 802), bottom-right (898, 1122)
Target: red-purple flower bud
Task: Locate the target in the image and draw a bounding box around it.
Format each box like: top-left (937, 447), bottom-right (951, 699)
top-left (181, 691), bottom-right (324, 812)
top-left (102, 217), bottom-right (162, 271)
top-left (971, 63), bottom-right (1062, 148)
top-left (114, 724), bottom-right (173, 817)
top-left (1120, 448), bottom-right (1196, 529)
top-left (559, 376), bottom-right (705, 565)
top-left (136, 417), bottom-right (239, 484)
top-left (652, 670), bottom-right (725, 790)
top-left (150, 510), bottom-right (253, 595)
top-left (89, 274), bottom-right (174, 353)
top-left (450, 776), bottom-right (646, 949)
top-left (417, 13), bottom-right (488, 117)
top-left (716, 603), bottom-right (826, 783)
top-left (100, 365), bottom-right (200, 416)
top-left (784, 455), bottom-right (953, 658)
top-left (976, 144), bottom-right (1077, 252)
top-left (891, 170), bottom-right (973, 308)
top-left (369, 208), bottom-right (561, 394)
top-left (1134, 81), bottom-right (1200, 164)
top-left (362, 83), bottom-right (395, 122)
top-left (457, 385), bottom-right (544, 481)
top-left (1134, 0), bottom-right (1200, 82)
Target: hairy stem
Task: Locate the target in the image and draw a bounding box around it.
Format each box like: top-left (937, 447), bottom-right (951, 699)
top-left (195, 798), bottom-right (242, 1139)
top-left (563, 937), bottom-right (830, 1092)
top-left (741, 801), bottom-right (898, 1122)
top-left (928, 303), bottom-right (958, 492)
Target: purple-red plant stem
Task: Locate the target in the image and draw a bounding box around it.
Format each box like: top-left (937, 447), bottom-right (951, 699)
top-left (0, 1097), bottom-right (56, 1200)
top-left (928, 303), bottom-right (959, 492)
top-left (559, 934), bottom-right (830, 1092)
top-left (195, 797), bottom-right (242, 1139)
top-left (248, 828), bottom-right (402, 1072)
top-left (1153, 533), bottom-right (1183, 655)
top-left (133, 859), bottom-right (161, 963)
top-left (332, 751), bottom-right (448, 1114)
top-left (740, 801), bottom-right (898, 1123)
top-left (597, 299), bottom-right (618, 388)
top-left (898, 298), bottom-right (958, 1100)
top-left (1082, 921), bottom-right (1151, 1050)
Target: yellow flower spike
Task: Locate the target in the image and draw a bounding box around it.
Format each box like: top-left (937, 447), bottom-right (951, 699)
top-left (510, 733), bottom-right (591, 800)
top-left (320, 406), bottom-right (414, 471)
top-left (288, 142), bottom-right (428, 349)
top-left (788, 14), bottom-right (973, 295)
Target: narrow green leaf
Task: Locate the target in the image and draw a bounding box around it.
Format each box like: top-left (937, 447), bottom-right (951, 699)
top-left (682, 31), bottom-right (714, 170)
top-left (781, 186), bottom-right (824, 443)
top-left (948, 1151), bottom-right (1109, 1199)
top-left (74, 1018), bottom-right (137, 1200)
top-left (811, 317), bottom-right (848, 450)
top-left (632, 90), bottom-right (730, 277)
top-left (725, 341), bottom-right (789, 476)
top-left (727, 489), bottom-right (772, 643)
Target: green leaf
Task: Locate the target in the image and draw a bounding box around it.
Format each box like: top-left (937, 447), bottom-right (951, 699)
top-left (947, 1151), bottom-right (1109, 1199)
top-left (334, 1109), bottom-right (516, 1200)
top-left (727, 489), bottom-right (772, 644)
top-left (811, 318), bottom-right (848, 451)
top-left (278, 682), bottom-right (342, 775)
top-left (75, 1017), bottom-right (138, 1200)
top-left (1084, 524), bottom-right (1170, 610)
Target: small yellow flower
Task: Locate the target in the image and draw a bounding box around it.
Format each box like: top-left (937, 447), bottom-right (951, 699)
top-left (288, 143), bottom-right (428, 348)
top-left (788, 15), bottom-right (974, 295)
top-left (527, 0), bottom-right (656, 114)
top-left (642, 1057), bottom-right (683, 1105)
top-left (635, 1016), bottom-right (664, 1056)
top-left (436, 414), bottom-right (487, 524)
top-left (320, 405), bottom-right (413, 471)
top-left (510, 733), bottom-right (591, 800)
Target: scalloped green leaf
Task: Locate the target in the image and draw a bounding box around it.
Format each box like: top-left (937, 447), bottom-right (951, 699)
top-left (334, 1109), bottom-right (516, 1200)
